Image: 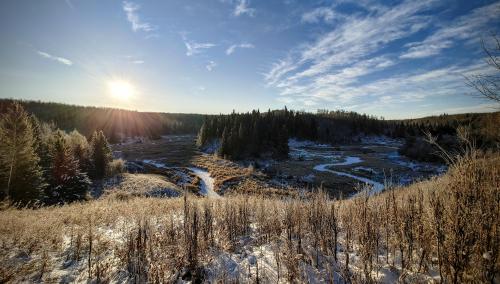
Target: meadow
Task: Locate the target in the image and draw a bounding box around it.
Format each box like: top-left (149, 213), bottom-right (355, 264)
top-left (0, 149), bottom-right (497, 283)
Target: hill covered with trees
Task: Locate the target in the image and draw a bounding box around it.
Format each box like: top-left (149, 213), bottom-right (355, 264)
top-left (0, 99), bottom-right (206, 142)
top-left (197, 108), bottom-right (500, 162)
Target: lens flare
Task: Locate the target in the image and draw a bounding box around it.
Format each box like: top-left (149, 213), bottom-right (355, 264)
top-left (107, 80), bottom-right (135, 100)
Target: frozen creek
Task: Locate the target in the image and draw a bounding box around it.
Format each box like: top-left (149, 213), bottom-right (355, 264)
top-left (313, 156), bottom-right (384, 196)
top-left (187, 167), bottom-right (221, 198)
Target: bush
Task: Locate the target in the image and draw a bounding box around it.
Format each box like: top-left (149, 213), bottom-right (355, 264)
top-left (108, 158), bottom-right (126, 176)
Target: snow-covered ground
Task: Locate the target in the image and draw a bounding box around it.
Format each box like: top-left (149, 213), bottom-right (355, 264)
top-left (361, 135), bottom-right (403, 147)
top-left (386, 151), bottom-right (447, 173)
top-left (142, 159), bottom-right (168, 169)
top-left (132, 159), bottom-right (221, 197)
top-left (187, 167), bottom-right (221, 198)
top-left (289, 136), bottom-right (445, 195)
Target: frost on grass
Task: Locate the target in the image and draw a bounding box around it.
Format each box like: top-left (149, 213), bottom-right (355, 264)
top-left (103, 173), bottom-right (182, 198)
top-left (0, 152), bottom-right (497, 283)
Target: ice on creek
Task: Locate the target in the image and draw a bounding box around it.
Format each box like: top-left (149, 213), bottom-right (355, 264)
top-left (187, 167), bottom-right (221, 198)
top-left (314, 157), bottom-right (384, 196)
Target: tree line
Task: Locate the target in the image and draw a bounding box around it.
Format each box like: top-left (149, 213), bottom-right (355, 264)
top-left (0, 102), bottom-right (120, 205)
top-left (197, 107), bottom-right (499, 161)
top-left (197, 108), bottom-right (393, 160)
top-left (0, 99), bottom-right (206, 142)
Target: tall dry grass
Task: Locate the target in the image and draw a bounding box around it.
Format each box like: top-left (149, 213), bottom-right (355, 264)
top-left (0, 151), bottom-right (498, 283)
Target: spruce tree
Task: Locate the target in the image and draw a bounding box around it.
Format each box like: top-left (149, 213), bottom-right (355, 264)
top-left (90, 130), bottom-right (112, 179)
top-left (197, 121), bottom-right (207, 147)
top-left (46, 131), bottom-right (90, 203)
top-left (0, 103), bottom-right (45, 203)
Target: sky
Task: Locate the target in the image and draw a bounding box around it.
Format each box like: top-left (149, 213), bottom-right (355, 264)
top-left (0, 0), bottom-right (498, 118)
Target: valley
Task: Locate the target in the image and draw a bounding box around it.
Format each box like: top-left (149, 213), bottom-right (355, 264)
top-left (110, 135), bottom-right (446, 198)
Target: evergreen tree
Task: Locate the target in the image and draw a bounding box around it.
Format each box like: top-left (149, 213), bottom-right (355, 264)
top-left (0, 103), bottom-right (45, 203)
top-left (197, 121), bottom-right (207, 147)
top-left (218, 126), bottom-right (229, 158)
top-left (90, 130), bottom-right (112, 179)
top-left (67, 130), bottom-right (91, 173)
top-left (46, 131), bottom-right (90, 203)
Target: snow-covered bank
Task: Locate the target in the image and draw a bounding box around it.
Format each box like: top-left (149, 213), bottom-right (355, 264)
top-left (187, 167), bottom-right (220, 198)
top-left (141, 159), bottom-right (221, 197)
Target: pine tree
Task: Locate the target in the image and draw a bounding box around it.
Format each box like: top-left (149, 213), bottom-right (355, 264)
top-left (46, 131), bottom-right (90, 203)
top-left (0, 103), bottom-right (45, 203)
top-left (90, 130), bottom-right (112, 179)
top-left (218, 126), bottom-right (229, 158)
top-left (197, 121), bottom-right (207, 147)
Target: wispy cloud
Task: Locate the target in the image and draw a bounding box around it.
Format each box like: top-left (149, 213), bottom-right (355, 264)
top-left (123, 1), bottom-right (155, 32)
top-left (301, 7), bottom-right (336, 23)
top-left (226, 43), bottom-right (254, 55)
top-left (132, 60), bottom-right (144, 64)
top-left (265, 0), bottom-right (440, 107)
top-left (400, 1), bottom-right (500, 59)
top-left (234, 0), bottom-right (255, 17)
top-left (184, 41), bottom-right (216, 56)
top-left (36, 51), bottom-right (73, 66)
top-left (206, 61), bottom-right (217, 71)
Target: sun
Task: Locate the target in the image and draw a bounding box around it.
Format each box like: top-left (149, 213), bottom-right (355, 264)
top-left (107, 80), bottom-right (135, 100)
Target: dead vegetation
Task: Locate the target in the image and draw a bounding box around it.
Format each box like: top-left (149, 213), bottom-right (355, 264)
top-left (0, 151), bottom-right (498, 283)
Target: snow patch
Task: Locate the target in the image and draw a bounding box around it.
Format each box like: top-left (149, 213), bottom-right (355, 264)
top-left (188, 167), bottom-right (220, 198)
top-left (143, 159), bottom-right (167, 169)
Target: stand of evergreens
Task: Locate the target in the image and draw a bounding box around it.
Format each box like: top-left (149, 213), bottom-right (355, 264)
top-left (0, 103), bottom-right (116, 205)
top-left (198, 108), bottom-right (499, 162)
top-left (0, 103), bottom-right (45, 204)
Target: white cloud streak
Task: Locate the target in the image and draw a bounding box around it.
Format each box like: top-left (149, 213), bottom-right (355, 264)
top-left (301, 7), bottom-right (336, 23)
top-left (123, 1), bottom-right (155, 32)
top-left (226, 43), bottom-right (254, 55)
top-left (265, 0), bottom-right (457, 108)
top-left (37, 51), bottom-right (73, 66)
top-left (184, 41), bottom-right (216, 56)
top-left (234, 0), bottom-right (255, 17)
top-left (400, 1), bottom-right (500, 59)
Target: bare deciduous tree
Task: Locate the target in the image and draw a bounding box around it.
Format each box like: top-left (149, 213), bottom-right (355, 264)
top-left (466, 34), bottom-right (500, 104)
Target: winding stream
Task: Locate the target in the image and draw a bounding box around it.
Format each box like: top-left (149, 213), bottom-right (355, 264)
top-left (187, 167), bottom-right (221, 198)
top-left (313, 156), bottom-right (384, 196)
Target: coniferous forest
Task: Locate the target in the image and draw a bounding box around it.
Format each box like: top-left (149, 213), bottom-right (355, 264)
top-left (0, 99), bottom-right (205, 142)
top-left (0, 102), bottom-right (120, 205)
top-left (1, 1), bottom-right (500, 282)
top-left (197, 108), bottom-right (500, 161)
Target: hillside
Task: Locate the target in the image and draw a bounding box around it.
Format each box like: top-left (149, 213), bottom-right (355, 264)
top-left (0, 99), bottom-right (206, 141)
top-left (0, 151), bottom-right (497, 283)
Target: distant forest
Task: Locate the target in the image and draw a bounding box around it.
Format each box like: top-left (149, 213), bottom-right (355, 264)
top-left (198, 108), bottom-right (499, 161)
top-left (0, 99), bottom-right (206, 142)
top-left (1, 99), bottom-right (498, 162)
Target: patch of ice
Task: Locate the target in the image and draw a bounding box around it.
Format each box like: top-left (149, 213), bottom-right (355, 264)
top-left (301, 174), bottom-right (315, 183)
top-left (201, 139), bottom-right (221, 154)
top-left (288, 138), bottom-right (330, 148)
top-left (143, 159), bottom-right (167, 169)
top-left (353, 166), bottom-right (378, 175)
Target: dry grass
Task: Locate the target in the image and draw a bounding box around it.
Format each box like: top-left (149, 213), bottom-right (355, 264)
top-left (0, 151), bottom-right (497, 283)
top-left (101, 173), bottom-right (182, 199)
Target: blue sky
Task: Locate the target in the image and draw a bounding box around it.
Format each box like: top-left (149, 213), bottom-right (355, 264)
top-left (0, 0), bottom-right (498, 118)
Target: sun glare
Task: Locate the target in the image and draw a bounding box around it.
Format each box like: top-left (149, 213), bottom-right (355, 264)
top-left (107, 80), bottom-right (135, 100)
